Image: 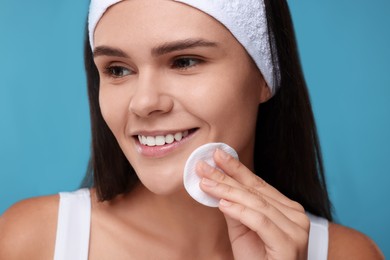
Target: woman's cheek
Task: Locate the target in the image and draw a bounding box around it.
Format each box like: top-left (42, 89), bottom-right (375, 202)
top-left (99, 88), bottom-right (129, 135)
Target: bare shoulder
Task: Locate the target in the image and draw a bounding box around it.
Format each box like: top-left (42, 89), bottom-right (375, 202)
top-left (0, 194), bottom-right (59, 260)
top-left (328, 222), bottom-right (384, 259)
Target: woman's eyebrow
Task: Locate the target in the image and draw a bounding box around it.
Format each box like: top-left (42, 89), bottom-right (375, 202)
top-left (93, 46), bottom-right (129, 58)
top-left (93, 38), bottom-right (218, 59)
top-left (151, 38), bottom-right (219, 57)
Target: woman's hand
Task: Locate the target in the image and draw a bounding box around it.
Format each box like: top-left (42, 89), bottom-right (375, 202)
top-left (197, 149), bottom-right (310, 260)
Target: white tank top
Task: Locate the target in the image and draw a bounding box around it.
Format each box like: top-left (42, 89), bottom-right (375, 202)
top-left (53, 189), bottom-right (329, 260)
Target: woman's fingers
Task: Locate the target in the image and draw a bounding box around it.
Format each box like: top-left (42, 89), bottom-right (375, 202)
top-left (202, 178), bottom-right (309, 259)
top-left (196, 149), bottom-right (307, 228)
top-left (200, 178), bottom-right (310, 236)
top-left (196, 160), bottom-right (245, 191)
top-left (213, 148), bottom-right (304, 212)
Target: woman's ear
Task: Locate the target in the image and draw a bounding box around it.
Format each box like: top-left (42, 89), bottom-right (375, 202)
top-left (259, 80), bottom-right (272, 104)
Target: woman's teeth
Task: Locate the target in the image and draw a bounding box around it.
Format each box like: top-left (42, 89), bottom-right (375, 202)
top-left (138, 130), bottom-right (189, 146)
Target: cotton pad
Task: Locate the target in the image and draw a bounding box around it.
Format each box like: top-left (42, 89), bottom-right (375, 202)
top-left (183, 143), bottom-right (239, 207)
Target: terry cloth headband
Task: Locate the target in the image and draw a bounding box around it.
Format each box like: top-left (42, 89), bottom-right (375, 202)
top-left (88, 0), bottom-right (280, 94)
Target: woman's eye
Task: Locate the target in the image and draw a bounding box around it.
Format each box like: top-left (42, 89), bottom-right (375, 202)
top-left (172, 57), bottom-right (202, 70)
top-left (104, 66), bottom-right (132, 78)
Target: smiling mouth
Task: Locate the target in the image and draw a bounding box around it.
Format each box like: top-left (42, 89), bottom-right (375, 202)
top-left (137, 129), bottom-right (198, 147)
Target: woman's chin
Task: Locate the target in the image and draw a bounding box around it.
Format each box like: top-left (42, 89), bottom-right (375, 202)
top-left (137, 171), bottom-right (186, 196)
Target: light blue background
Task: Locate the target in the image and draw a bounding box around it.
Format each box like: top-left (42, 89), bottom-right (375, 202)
top-left (1, 0), bottom-right (389, 257)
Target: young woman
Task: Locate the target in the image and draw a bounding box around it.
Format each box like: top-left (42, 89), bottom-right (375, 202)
top-left (0, 0), bottom-right (384, 259)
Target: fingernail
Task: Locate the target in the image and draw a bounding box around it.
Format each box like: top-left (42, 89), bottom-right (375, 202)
top-left (217, 148), bottom-right (230, 161)
top-left (219, 199), bottom-right (232, 207)
top-left (202, 178), bottom-right (217, 187)
top-left (199, 161), bottom-right (214, 174)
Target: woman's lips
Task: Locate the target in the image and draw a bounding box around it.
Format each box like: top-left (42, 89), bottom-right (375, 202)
top-left (134, 128), bottom-right (198, 158)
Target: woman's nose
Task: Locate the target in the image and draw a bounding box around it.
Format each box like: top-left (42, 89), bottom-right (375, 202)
top-left (128, 73), bottom-right (174, 118)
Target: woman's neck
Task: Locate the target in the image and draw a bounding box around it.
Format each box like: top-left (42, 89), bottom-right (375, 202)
top-left (104, 183), bottom-right (233, 258)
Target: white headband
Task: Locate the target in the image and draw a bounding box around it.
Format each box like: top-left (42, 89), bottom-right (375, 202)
top-left (88, 0), bottom-right (280, 94)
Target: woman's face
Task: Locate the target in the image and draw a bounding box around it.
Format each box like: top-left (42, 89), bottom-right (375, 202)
top-left (93, 0), bottom-right (270, 195)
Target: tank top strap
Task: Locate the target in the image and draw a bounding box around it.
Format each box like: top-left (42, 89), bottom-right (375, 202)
top-left (54, 188), bottom-right (91, 260)
top-left (307, 212), bottom-right (329, 260)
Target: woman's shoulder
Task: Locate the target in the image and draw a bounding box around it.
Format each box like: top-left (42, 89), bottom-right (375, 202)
top-left (328, 222), bottom-right (384, 259)
top-left (0, 194), bottom-right (59, 259)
